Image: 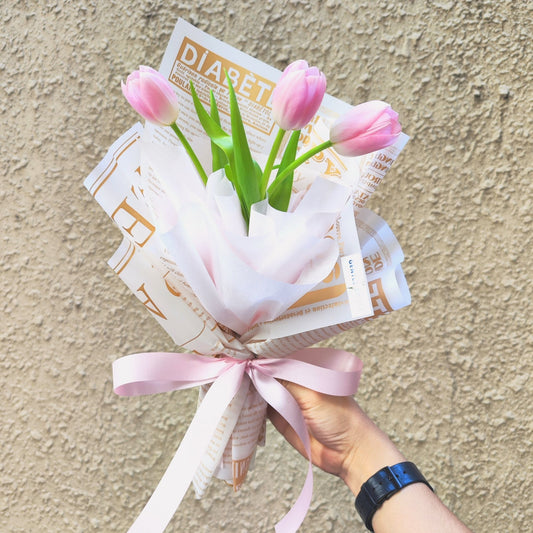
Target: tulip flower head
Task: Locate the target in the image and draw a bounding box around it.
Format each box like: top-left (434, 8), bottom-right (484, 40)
top-left (329, 100), bottom-right (401, 157)
top-left (122, 66), bottom-right (179, 126)
top-left (271, 60), bottom-right (327, 131)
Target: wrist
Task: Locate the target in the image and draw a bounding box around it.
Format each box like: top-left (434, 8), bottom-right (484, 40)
top-left (340, 413), bottom-right (405, 496)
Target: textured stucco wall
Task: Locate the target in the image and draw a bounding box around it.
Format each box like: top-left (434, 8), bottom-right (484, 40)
top-left (1, 1), bottom-right (531, 532)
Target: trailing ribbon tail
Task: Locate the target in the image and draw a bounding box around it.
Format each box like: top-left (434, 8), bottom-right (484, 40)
top-left (247, 367), bottom-right (314, 532)
top-left (125, 362), bottom-right (246, 533)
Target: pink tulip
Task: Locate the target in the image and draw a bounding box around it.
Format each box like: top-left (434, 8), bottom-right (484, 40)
top-left (329, 100), bottom-right (401, 157)
top-left (121, 66), bottom-right (179, 126)
top-left (271, 60), bottom-right (327, 130)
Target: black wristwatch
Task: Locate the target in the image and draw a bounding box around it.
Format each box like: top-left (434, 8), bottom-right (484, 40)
top-left (355, 461), bottom-right (434, 531)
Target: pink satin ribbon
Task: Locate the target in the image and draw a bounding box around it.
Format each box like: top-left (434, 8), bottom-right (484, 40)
top-left (113, 348), bottom-right (362, 533)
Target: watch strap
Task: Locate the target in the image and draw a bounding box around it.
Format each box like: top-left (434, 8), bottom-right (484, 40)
top-left (355, 461), bottom-right (433, 531)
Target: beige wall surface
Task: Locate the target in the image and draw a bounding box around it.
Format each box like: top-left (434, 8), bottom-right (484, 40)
top-left (1, 1), bottom-right (531, 532)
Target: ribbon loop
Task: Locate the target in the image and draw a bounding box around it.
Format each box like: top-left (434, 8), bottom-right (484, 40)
top-left (113, 348), bottom-right (362, 533)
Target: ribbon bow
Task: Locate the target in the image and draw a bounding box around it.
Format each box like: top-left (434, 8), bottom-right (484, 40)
top-left (113, 348), bottom-right (362, 532)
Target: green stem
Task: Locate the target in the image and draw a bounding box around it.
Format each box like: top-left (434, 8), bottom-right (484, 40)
top-left (269, 140), bottom-right (333, 196)
top-left (261, 128), bottom-right (286, 197)
top-left (170, 122), bottom-right (208, 185)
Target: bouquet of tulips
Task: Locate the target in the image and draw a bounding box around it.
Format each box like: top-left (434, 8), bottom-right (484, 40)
top-left (86, 21), bottom-right (408, 531)
top-left (121, 63), bottom-right (401, 335)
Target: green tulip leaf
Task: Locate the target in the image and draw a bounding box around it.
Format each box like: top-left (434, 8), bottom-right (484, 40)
top-left (190, 81), bottom-right (234, 161)
top-left (253, 160), bottom-right (263, 187)
top-left (226, 72), bottom-right (261, 215)
top-left (267, 129), bottom-right (300, 211)
top-left (224, 163), bottom-right (249, 225)
top-left (209, 90), bottom-right (227, 172)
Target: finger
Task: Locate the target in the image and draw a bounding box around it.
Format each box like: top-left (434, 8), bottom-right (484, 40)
top-left (278, 379), bottom-right (326, 408)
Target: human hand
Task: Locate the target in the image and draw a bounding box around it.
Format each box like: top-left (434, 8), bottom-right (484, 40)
top-left (268, 381), bottom-right (404, 494)
top-left (269, 382), bottom-right (472, 533)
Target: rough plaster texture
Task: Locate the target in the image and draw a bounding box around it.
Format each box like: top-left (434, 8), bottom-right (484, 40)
top-left (1, 0), bottom-right (531, 532)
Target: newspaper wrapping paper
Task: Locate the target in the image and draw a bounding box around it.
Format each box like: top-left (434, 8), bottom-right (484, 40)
top-left (84, 18), bottom-right (412, 532)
